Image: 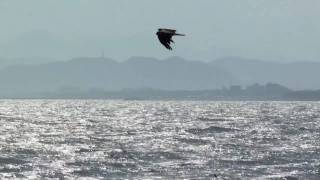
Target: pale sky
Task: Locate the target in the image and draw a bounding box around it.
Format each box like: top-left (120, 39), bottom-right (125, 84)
top-left (0, 0), bottom-right (319, 62)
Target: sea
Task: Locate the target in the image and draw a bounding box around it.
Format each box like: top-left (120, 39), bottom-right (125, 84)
top-left (0, 100), bottom-right (319, 179)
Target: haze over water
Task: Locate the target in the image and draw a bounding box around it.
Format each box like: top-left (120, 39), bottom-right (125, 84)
top-left (1, 1), bottom-right (320, 62)
top-left (0, 100), bottom-right (319, 179)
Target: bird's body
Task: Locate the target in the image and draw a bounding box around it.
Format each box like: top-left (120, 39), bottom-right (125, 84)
top-left (156, 28), bottom-right (185, 50)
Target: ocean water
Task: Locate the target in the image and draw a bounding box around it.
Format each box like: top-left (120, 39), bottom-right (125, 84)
top-left (0, 100), bottom-right (319, 179)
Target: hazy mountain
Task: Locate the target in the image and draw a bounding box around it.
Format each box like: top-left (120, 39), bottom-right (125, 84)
top-left (0, 30), bottom-right (68, 59)
top-left (212, 57), bottom-right (320, 90)
top-left (0, 57), bottom-right (57, 70)
top-left (0, 56), bottom-right (233, 96)
top-left (0, 56), bottom-right (320, 97)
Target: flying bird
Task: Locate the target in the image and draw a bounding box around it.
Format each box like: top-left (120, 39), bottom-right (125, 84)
top-left (156, 28), bottom-right (185, 50)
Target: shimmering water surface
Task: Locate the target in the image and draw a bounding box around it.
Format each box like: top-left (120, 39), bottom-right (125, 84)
top-left (0, 100), bottom-right (319, 179)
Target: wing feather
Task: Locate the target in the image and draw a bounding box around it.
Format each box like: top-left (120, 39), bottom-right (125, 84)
top-left (157, 32), bottom-right (173, 50)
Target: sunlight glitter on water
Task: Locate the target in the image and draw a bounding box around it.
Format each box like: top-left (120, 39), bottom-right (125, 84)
top-left (0, 100), bottom-right (319, 179)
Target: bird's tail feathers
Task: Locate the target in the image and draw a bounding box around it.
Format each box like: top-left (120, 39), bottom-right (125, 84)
top-left (174, 33), bottom-right (185, 36)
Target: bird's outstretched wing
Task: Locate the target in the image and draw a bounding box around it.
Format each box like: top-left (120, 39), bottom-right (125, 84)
top-left (157, 32), bottom-right (174, 50)
top-left (156, 28), bottom-right (184, 50)
top-left (158, 28), bottom-right (176, 34)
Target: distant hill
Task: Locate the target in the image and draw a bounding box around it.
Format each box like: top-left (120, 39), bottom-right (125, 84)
top-left (0, 57), bottom-right (59, 71)
top-left (0, 56), bottom-right (320, 97)
top-left (0, 56), bottom-right (233, 96)
top-left (212, 57), bottom-right (320, 90)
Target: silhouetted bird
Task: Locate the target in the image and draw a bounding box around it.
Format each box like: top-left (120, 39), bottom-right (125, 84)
top-left (156, 28), bottom-right (185, 50)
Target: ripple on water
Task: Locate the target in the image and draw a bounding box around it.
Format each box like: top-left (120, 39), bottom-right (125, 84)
top-left (0, 100), bottom-right (319, 179)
